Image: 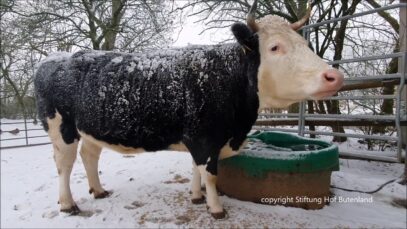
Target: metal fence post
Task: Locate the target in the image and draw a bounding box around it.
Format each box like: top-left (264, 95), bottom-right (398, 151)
top-left (399, 0), bottom-right (406, 177)
top-left (23, 117), bottom-right (28, 146)
top-left (298, 27), bottom-right (311, 137)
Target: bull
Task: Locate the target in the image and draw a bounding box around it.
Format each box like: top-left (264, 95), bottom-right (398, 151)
top-left (34, 0), bottom-right (343, 219)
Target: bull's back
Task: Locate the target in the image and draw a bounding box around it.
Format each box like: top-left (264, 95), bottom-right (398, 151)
top-left (36, 50), bottom-right (187, 151)
top-left (34, 45), bottom-right (253, 153)
top-left (72, 51), bottom-right (186, 151)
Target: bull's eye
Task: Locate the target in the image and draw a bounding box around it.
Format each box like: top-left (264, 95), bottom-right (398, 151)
top-left (270, 45), bottom-right (279, 52)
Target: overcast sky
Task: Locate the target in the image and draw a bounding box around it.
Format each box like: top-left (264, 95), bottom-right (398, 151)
top-left (170, 2), bottom-right (232, 47)
top-left (172, 17), bottom-right (231, 47)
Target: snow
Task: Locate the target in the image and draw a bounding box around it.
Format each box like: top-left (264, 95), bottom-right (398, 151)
top-left (1, 143), bottom-right (406, 228)
top-left (241, 131), bottom-right (338, 160)
top-left (254, 124), bottom-right (402, 160)
top-left (39, 52), bottom-right (73, 64)
top-left (111, 56), bottom-right (123, 64)
top-left (126, 62), bottom-right (137, 73)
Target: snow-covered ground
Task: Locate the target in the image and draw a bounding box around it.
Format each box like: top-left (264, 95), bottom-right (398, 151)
top-left (1, 144), bottom-right (406, 228)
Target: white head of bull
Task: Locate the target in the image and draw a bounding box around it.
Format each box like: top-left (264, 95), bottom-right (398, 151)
top-left (233, 0), bottom-right (343, 109)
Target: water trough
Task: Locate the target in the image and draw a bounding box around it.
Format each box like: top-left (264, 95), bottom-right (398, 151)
top-left (217, 131), bottom-right (339, 209)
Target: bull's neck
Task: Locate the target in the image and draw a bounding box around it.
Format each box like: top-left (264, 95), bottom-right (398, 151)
top-left (216, 43), bottom-right (260, 113)
top-left (216, 43), bottom-right (259, 84)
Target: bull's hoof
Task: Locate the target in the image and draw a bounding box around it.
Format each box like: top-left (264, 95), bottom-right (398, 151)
top-left (61, 205), bottom-right (81, 215)
top-left (95, 190), bottom-right (112, 199)
top-left (191, 196), bottom-right (205, 205)
top-left (210, 209), bottom-right (227, 219)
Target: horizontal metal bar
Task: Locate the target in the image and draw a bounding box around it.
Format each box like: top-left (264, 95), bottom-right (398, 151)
top-left (27, 128), bottom-right (45, 131)
top-left (304, 130), bottom-right (398, 141)
top-left (257, 118), bottom-right (299, 122)
top-left (327, 52), bottom-right (404, 65)
top-left (252, 127), bottom-right (398, 143)
top-left (259, 113), bottom-right (300, 117)
top-left (252, 126), bottom-right (299, 133)
top-left (261, 113), bottom-right (398, 121)
top-left (26, 135), bottom-right (49, 139)
top-left (0, 142), bottom-right (51, 150)
top-left (301, 3), bottom-right (407, 30)
top-left (339, 150), bottom-right (400, 163)
top-left (304, 114), bottom-right (396, 121)
top-left (0, 121), bottom-right (39, 125)
top-left (255, 118), bottom-right (402, 127)
top-left (319, 95), bottom-right (396, 100)
top-left (0, 135), bottom-right (48, 141)
top-left (0, 137), bottom-right (28, 141)
top-left (1, 128), bottom-right (46, 132)
top-left (258, 117), bottom-right (399, 122)
top-left (344, 73), bottom-right (402, 81)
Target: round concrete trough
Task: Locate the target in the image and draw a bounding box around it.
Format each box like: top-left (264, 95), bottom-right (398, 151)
top-left (217, 131), bottom-right (339, 210)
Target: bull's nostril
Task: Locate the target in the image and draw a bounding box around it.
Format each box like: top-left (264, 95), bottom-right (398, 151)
top-left (324, 74), bottom-right (336, 82)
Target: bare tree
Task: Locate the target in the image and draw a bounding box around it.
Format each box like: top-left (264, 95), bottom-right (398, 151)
top-left (0, 0), bottom-right (177, 119)
top-left (364, 0), bottom-right (400, 134)
top-left (9, 0), bottom-right (175, 51)
top-left (179, 0), bottom-right (400, 145)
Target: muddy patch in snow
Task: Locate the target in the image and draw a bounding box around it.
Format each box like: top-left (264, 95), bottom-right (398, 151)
top-left (163, 174), bottom-right (190, 184)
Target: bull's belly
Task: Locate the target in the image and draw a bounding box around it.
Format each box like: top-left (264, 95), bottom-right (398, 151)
top-left (78, 131), bottom-right (188, 154)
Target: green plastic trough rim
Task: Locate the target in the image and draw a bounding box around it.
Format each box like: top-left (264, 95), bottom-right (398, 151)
top-left (219, 131), bottom-right (339, 178)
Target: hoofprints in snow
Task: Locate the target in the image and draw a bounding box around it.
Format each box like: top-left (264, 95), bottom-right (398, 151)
top-left (33, 0), bottom-right (343, 219)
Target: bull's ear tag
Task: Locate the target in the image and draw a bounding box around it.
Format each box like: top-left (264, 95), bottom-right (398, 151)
top-left (242, 47), bottom-right (247, 55)
top-left (242, 45), bottom-right (252, 54)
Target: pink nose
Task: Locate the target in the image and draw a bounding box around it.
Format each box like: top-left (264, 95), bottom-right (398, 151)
top-left (321, 69), bottom-right (344, 91)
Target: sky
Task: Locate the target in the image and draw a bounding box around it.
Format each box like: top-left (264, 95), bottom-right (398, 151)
top-left (170, 2), bottom-right (231, 47)
top-left (172, 17), bottom-right (230, 47)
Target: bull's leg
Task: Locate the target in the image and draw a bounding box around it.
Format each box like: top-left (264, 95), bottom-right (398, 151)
top-left (80, 139), bottom-right (110, 199)
top-left (191, 161), bottom-right (205, 204)
top-left (198, 156), bottom-right (226, 219)
top-left (47, 113), bottom-right (79, 214)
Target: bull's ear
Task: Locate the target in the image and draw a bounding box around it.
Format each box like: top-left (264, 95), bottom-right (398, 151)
top-left (231, 22), bottom-right (258, 52)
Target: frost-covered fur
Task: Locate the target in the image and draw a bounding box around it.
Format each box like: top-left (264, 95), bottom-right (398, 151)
top-left (34, 42), bottom-right (260, 217)
top-left (35, 44), bottom-right (259, 159)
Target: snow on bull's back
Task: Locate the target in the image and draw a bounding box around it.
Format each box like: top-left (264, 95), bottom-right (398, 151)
top-left (35, 52), bottom-right (73, 70)
top-left (36, 44), bottom-right (239, 79)
top-left (42, 52), bottom-right (73, 62)
top-left (130, 45), bottom-right (217, 72)
top-left (111, 56), bottom-right (123, 63)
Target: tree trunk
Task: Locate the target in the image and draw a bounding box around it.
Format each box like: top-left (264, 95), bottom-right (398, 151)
top-left (2, 69), bottom-right (27, 119)
top-left (288, 103), bottom-right (299, 113)
top-left (101, 0), bottom-right (125, 50)
top-left (365, 0), bottom-right (400, 135)
top-left (326, 0), bottom-right (361, 142)
top-left (317, 101), bottom-right (326, 114)
top-left (373, 56), bottom-right (398, 133)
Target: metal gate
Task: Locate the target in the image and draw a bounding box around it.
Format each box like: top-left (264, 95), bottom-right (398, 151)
top-left (255, 3), bottom-right (407, 163)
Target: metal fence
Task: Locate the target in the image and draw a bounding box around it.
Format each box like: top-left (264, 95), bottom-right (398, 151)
top-left (255, 3), bottom-right (407, 163)
top-left (1, 3), bottom-right (406, 163)
top-left (0, 119), bottom-right (49, 149)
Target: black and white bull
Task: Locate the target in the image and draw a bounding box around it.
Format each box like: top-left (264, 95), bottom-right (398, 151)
top-left (34, 1), bottom-right (343, 219)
